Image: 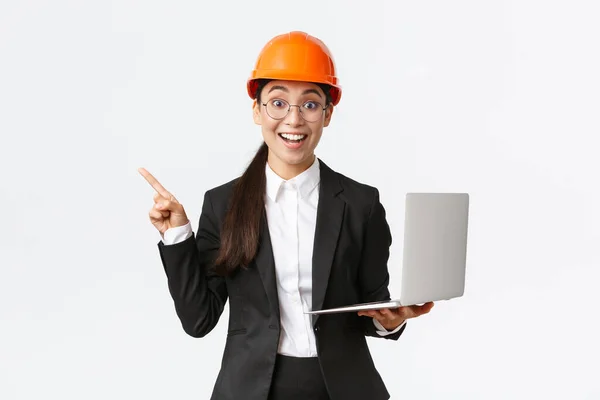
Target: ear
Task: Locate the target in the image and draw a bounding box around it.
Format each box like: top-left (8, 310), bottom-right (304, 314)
top-left (323, 104), bottom-right (334, 127)
top-left (252, 100), bottom-right (262, 125)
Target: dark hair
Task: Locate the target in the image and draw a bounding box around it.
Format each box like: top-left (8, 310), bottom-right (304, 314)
top-left (214, 79), bottom-right (333, 276)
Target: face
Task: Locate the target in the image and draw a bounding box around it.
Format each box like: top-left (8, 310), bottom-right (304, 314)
top-left (253, 80), bottom-right (333, 177)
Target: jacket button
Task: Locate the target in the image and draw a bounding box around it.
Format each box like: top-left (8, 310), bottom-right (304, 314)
top-left (314, 326), bottom-right (319, 332)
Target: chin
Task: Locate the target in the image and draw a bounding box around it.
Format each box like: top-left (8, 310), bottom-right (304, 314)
top-left (280, 155), bottom-right (305, 166)
top-left (268, 141), bottom-right (314, 167)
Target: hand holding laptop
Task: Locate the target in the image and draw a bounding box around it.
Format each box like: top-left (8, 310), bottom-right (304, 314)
top-left (358, 302), bottom-right (435, 330)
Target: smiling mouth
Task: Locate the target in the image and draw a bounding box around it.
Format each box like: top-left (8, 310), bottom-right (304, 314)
top-left (279, 133), bottom-right (308, 143)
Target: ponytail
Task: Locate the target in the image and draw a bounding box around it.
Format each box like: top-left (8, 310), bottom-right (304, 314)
top-left (214, 141), bottom-right (268, 276)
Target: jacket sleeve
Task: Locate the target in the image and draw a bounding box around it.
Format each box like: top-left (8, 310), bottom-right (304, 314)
top-left (357, 188), bottom-right (406, 340)
top-left (157, 190), bottom-right (227, 338)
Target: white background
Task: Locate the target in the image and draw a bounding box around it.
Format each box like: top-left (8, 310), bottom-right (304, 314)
top-left (1, 0), bottom-right (599, 399)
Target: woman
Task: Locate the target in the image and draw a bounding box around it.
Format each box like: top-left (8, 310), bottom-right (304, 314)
top-left (139, 31), bottom-right (433, 400)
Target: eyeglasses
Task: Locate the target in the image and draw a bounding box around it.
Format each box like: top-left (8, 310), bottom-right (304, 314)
top-left (261, 99), bottom-right (329, 122)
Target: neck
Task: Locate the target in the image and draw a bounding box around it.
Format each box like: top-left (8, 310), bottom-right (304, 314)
top-left (268, 153), bottom-right (315, 180)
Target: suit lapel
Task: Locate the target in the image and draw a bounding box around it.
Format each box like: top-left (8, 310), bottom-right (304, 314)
top-left (253, 159), bottom-right (345, 325)
top-left (255, 212), bottom-right (280, 320)
top-left (311, 159), bottom-right (345, 325)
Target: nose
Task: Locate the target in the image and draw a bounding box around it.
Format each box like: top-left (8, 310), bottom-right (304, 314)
top-left (284, 105), bottom-right (304, 126)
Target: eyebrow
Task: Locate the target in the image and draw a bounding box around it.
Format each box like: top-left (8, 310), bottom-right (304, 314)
top-left (267, 85), bottom-right (323, 99)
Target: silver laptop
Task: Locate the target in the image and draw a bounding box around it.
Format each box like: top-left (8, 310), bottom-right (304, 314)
top-left (305, 193), bottom-right (469, 315)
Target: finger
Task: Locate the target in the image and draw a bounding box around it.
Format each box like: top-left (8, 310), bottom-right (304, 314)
top-left (379, 308), bottom-right (400, 320)
top-left (358, 310), bottom-right (377, 318)
top-left (153, 195), bottom-right (170, 216)
top-left (155, 199), bottom-right (183, 214)
top-left (377, 308), bottom-right (390, 319)
top-left (138, 168), bottom-right (175, 200)
top-left (370, 310), bottom-right (388, 322)
top-left (418, 302), bottom-right (434, 315)
top-left (153, 192), bottom-right (167, 203)
top-left (379, 308), bottom-right (405, 323)
top-left (394, 306), bottom-right (416, 320)
top-left (149, 208), bottom-right (166, 221)
top-left (412, 302), bottom-right (434, 313)
top-left (406, 302), bottom-right (434, 317)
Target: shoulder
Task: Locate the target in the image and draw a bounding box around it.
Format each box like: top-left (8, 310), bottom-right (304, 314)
top-left (320, 159), bottom-right (381, 212)
top-left (338, 172), bottom-right (378, 197)
top-left (206, 177), bottom-right (239, 200)
top-left (202, 177), bottom-right (239, 217)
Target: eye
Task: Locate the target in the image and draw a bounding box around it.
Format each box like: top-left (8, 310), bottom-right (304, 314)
top-left (270, 99), bottom-right (287, 109)
top-left (303, 101), bottom-right (320, 110)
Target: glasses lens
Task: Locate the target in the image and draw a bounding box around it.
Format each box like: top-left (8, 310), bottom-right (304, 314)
top-left (266, 99), bottom-right (289, 120)
top-left (300, 101), bottom-right (323, 122)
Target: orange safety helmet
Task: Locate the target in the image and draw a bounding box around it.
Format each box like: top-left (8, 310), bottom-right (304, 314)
top-left (247, 31), bottom-right (342, 105)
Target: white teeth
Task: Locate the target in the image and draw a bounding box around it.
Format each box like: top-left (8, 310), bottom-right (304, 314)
top-left (281, 133), bottom-right (306, 141)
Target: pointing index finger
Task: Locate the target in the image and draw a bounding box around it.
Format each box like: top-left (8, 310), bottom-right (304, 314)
top-left (138, 167), bottom-right (173, 199)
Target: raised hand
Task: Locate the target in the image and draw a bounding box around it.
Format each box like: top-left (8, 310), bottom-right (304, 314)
top-left (138, 167), bottom-right (189, 235)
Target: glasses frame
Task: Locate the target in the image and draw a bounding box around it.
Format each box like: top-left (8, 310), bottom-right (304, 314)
top-left (261, 99), bottom-right (330, 122)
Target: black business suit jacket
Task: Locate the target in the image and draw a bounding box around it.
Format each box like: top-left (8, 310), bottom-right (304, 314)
top-left (157, 159), bottom-right (406, 400)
